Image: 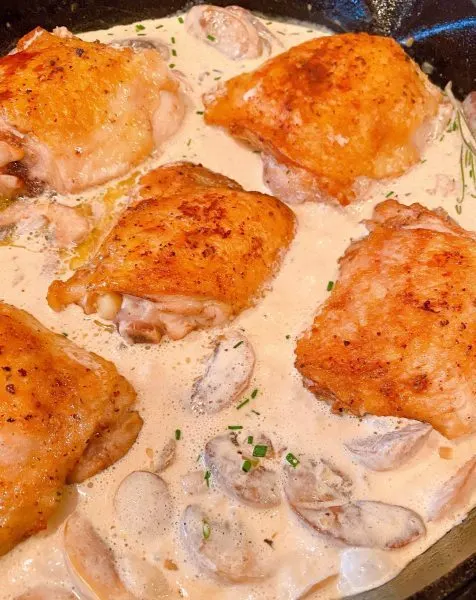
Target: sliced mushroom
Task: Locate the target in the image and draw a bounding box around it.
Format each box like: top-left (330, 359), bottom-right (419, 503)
top-left (110, 38), bottom-right (170, 60)
top-left (15, 588), bottom-right (76, 600)
top-left (226, 6), bottom-right (283, 53)
top-left (294, 501), bottom-right (425, 549)
top-left (156, 438), bottom-right (176, 473)
top-left (204, 432), bottom-right (281, 507)
top-left (428, 456), bottom-right (476, 521)
top-left (185, 5), bottom-right (263, 60)
top-left (116, 553), bottom-right (176, 599)
top-left (345, 422), bottom-right (432, 471)
top-left (114, 471), bottom-right (172, 543)
top-left (181, 504), bottom-right (269, 582)
top-left (63, 513), bottom-right (135, 600)
top-left (284, 457), bottom-right (353, 509)
top-left (189, 331), bottom-right (255, 414)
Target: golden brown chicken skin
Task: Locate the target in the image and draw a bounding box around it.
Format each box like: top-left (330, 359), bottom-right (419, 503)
top-left (204, 33), bottom-right (447, 206)
top-left (0, 302), bottom-right (142, 556)
top-left (295, 200), bottom-right (476, 439)
top-left (0, 27), bottom-right (184, 196)
top-left (47, 162), bottom-right (296, 344)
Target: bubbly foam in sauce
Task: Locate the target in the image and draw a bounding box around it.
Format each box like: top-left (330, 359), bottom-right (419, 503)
top-left (1, 10), bottom-right (475, 600)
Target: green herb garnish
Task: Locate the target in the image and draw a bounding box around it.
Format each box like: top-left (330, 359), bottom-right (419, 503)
top-left (286, 452), bottom-right (300, 468)
top-left (253, 445), bottom-right (268, 458)
top-left (247, 435), bottom-right (254, 445)
top-left (203, 520), bottom-right (211, 539)
top-left (135, 24), bottom-right (145, 32)
top-left (207, 34), bottom-right (216, 42)
top-left (172, 48), bottom-right (177, 57)
top-left (178, 16), bottom-right (184, 24)
top-left (175, 429), bottom-right (181, 440)
top-left (228, 425), bottom-right (243, 430)
top-left (326, 281), bottom-right (334, 292)
top-left (385, 191), bottom-right (394, 198)
top-left (251, 388), bottom-right (258, 399)
top-left (236, 398), bottom-right (250, 410)
top-left (204, 470), bottom-right (211, 487)
top-left (242, 459), bottom-right (252, 472)
top-left (233, 340), bottom-right (244, 348)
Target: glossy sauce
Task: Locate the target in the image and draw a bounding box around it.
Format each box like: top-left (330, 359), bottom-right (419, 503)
top-left (0, 11), bottom-right (475, 600)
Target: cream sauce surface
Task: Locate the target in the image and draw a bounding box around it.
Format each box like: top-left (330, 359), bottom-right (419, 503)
top-left (0, 9), bottom-right (475, 600)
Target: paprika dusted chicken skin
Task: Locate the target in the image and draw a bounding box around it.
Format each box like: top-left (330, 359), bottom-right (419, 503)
top-left (47, 163), bottom-right (295, 343)
top-left (0, 302), bottom-right (142, 556)
top-left (295, 200), bottom-right (476, 439)
top-left (204, 33), bottom-right (448, 205)
top-left (0, 27), bottom-right (184, 196)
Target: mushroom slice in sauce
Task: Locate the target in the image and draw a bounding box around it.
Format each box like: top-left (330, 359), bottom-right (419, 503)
top-left (284, 457), bottom-right (353, 509)
top-left (428, 456), bottom-right (476, 521)
top-left (63, 513), bottom-right (134, 600)
top-left (116, 553), bottom-right (176, 599)
top-left (294, 501), bottom-right (426, 549)
top-left (114, 471), bottom-right (172, 542)
top-left (204, 432), bottom-right (281, 507)
top-left (190, 331), bottom-right (255, 414)
top-left (181, 504), bottom-right (268, 582)
top-left (109, 38), bottom-right (170, 60)
top-left (15, 588), bottom-right (76, 600)
top-left (155, 438), bottom-right (176, 473)
top-left (345, 422), bottom-right (432, 471)
top-left (185, 5), bottom-right (265, 60)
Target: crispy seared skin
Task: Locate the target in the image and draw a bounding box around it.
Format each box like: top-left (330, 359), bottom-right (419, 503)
top-left (204, 33), bottom-right (444, 205)
top-left (47, 163), bottom-right (295, 341)
top-left (0, 302), bottom-right (142, 556)
top-left (0, 27), bottom-right (182, 194)
top-left (295, 200), bottom-right (476, 439)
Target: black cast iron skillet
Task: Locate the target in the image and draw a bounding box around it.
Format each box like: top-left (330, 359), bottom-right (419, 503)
top-left (0, 1), bottom-right (475, 598)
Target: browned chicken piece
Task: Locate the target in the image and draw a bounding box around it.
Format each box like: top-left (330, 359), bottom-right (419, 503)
top-left (204, 33), bottom-right (448, 206)
top-left (0, 302), bottom-right (142, 556)
top-left (0, 27), bottom-right (184, 196)
top-left (47, 162), bottom-right (295, 343)
top-left (295, 200), bottom-right (476, 439)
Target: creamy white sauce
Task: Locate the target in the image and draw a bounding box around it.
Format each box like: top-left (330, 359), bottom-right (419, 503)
top-left (1, 10), bottom-right (475, 600)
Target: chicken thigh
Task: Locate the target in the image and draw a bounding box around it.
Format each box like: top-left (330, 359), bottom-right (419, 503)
top-left (204, 33), bottom-right (448, 205)
top-left (0, 27), bottom-right (184, 196)
top-left (47, 162), bottom-right (295, 343)
top-left (0, 302), bottom-right (142, 556)
top-left (295, 200), bottom-right (476, 439)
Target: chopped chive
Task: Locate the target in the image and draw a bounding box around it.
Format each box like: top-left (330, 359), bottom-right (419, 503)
top-left (204, 470), bottom-right (211, 487)
top-left (172, 48), bottom-right (177, 56)
top-left (202, 520), bottom-right (211, 539)
top-left (207, 34), bottom-right (216, 42)
top-left (327, 280), bottom-right (334, 292)
top-left (214, 76), bottom-right (221, 80)
top-left (169, 63), bottom-right (176, 69)
top-left (171, 36), bottom-right (176, 43)
top-left (251, 388), bottom-right (258, 399)
top-left (233, 340), bottom-right (244, 348)
top-left (175, 429), bottom-right (181, 440)
top-left (187, 138), bottom-right (192, 146)
top-left (155, 24), bottom-right (164, 29)
top-left (286, 452), bottom-right (300, 468)
top-left (253, 445), bottom-right (268, 458)
top-left (247, 435), bottom-right (254, 445)
top-left (228, 425), bottom-right (243, 430)
top-left (251, 410), bottom-right (261, 416)
top-left (135, 24), bottom-right (145, 32)
top-left (196, 110), bottom-right (204, 115)
top-left (178, 16), bottom-right (184, 24)
top-left (237, 398), bottom-right (250, 410)
top-left (242, 459), bottom-right (252, 472)
top-left (62, 332), bottom-right (69, 337)
top-left (385, 191), bottom-right (394, 198)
